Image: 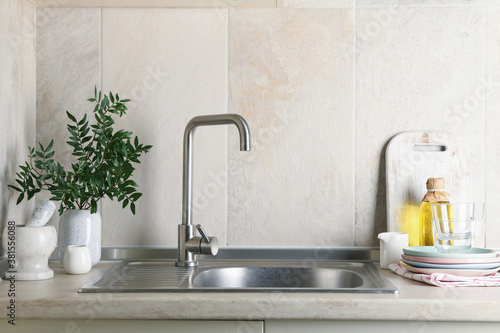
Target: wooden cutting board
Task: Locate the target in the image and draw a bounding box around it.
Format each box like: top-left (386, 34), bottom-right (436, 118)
top-left (385, 131), bottom-right (471, 235)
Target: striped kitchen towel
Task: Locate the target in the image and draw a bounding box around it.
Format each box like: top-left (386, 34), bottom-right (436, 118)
top-left (388, 262), bottom-right (500, 287)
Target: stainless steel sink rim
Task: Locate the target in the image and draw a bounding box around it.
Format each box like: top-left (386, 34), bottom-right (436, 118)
top-left (79, 260), bottom-right (398, 294)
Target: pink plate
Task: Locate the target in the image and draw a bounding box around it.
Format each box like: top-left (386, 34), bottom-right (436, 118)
top-left (401, 254), bottom-right (500, 265)
top-left (401, 262), bottom-right (500, 277)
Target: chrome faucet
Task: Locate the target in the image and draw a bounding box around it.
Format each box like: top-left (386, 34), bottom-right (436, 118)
top-left (176, 114), bottom-right (251, 267)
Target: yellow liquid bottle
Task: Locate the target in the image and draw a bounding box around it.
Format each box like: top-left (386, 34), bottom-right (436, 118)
top-left (419, 178), bottom-right (450, 246)
top-left (400, 203), bottom-right (421, 246)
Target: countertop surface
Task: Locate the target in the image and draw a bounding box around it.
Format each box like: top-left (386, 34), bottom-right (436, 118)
top-left (1, 261), bottom-right (500, 322)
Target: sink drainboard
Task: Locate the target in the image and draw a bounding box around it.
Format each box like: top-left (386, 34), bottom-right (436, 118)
top-left (79, 261), bottom-right (398, 293)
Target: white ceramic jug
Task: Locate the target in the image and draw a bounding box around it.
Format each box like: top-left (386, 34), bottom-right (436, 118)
top-left (378, 232), bottom-right (409, 269)
top-left (63, 245), bottom-right (92, 274)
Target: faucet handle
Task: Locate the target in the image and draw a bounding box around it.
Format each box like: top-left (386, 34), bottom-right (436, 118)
top-left (196, 224), bottom-right (211, 243)
top-left (195, 224), bottom-right (219, 256)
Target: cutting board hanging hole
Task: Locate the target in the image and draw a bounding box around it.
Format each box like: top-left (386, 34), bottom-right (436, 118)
top-left (412, 144), bottom-right (447, 152)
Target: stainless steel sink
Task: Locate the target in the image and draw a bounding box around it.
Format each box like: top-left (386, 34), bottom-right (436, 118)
top-left (192, 266), bottom-right (364, 289)
top-left (79, 249), bottom-right (397, 293)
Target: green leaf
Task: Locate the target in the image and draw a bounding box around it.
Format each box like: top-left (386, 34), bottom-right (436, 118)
top-left (39, 173), bottom-right (52, 181)
top-left (16, 193), bottom-right (24, 205)
top-left (68, 127), bottom-right (78, 137)
top-left (46, 139), bottom-right (54, 152)
top-left (78, 113), bottom-right (88, 126)
top-left (130, 202), bottom-right (136, 215)
top-left (66, 111), bottom-right (77, 123)
top-left (82, 136), bottom-right (92, 143)
top-left (82, 127), bottom-right (90, 137)
top-left (90, 199), bottom-right (97, 214)
top-left (130, 192), bottom-right (142, 201)
top-left (101, 96), bottom-right (109, 109)
top-left (27, 191), bottom-right (35, 200)
top-left (66, 141), bottom-right (80, 148)
top-left (45, 151), bottom-right (55, 159)
top-left (8, 185), bottom-right (22, 192)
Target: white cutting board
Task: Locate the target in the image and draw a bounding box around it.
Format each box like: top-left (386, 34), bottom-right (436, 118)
top-left (385, 131), bottom-right (471, 233)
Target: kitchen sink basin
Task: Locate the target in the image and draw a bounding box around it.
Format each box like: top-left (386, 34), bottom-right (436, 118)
top-left (79, 256), bottom-right (397, 293)
top-left (192, 266), bottom-right (364, 289)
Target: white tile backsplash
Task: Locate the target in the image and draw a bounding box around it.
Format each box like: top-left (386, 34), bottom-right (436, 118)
top-left (101, 8), bottom-right (228, 246)
top-left (485, 7), bottom-right (500, 248)
top-left (36, 8), bottom-right (101, 230)
top-left (1, 0), bottom-right (36, 228)
top-left (355, 6), bottom-right (485, 245)
top-left (227, 9), bottom-right (355, 246)
top-left (29, 5), bottom-right (500, 247)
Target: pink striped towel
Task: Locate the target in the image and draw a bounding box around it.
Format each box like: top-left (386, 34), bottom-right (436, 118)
top-left (388, 262), bottom-right (500, 287)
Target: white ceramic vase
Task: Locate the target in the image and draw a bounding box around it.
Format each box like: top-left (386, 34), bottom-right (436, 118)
top-left (1, 225), bottom-right (57, 280)
top-left (58, 210), bottom-right (101, 266)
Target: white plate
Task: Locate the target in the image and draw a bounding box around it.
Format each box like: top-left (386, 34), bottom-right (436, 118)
top-left (401, 254), bottom-right (500, 265)
top-left (400, 262), bottom-right (500, 277)
top-left (402, 246), bottom-right (497, 259)
top-left (401, 259), bottom-right (500, 270)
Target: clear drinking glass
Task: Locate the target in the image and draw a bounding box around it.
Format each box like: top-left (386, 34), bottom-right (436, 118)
top-left (471, 203), bottom-right (486, 248)
top-left (431, 203), bottom-right (473, 253)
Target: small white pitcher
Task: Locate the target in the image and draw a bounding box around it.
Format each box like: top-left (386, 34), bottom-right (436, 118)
top-left (378, 232), bottom-right (409, 269)
top-left (63, 245), bottom-right (92, 274)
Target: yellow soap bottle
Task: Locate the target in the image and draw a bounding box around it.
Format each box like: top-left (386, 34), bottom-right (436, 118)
top-left (419, 177), bottom-right (450, 246)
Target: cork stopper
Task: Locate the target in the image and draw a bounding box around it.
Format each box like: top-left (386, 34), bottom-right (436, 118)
top-left (422, 177), bottom-right (449, 203)
top-left (426, 177), bottom-right (445, 190)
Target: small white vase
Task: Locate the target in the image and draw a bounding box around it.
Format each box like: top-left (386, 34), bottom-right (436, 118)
top-left (63, 245), bottom-right (92, 274)
top-left (58, 210), bottom-right (101, 266)
top-left (1, 225), bottom-right (57, 280)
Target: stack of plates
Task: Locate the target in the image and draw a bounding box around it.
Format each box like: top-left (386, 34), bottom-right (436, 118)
top-left (401, 246), bottom-right (500, 277)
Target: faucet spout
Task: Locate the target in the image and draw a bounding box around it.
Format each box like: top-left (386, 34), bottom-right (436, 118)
top-left (176, 114), bottom-right (251, 267)
top-left (185, 114), bottom-right (251, 153)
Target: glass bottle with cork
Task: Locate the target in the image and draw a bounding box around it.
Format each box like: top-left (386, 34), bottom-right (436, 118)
top-left (419, 177), bottom-right (450, 246)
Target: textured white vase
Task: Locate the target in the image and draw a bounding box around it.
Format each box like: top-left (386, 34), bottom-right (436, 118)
top-left (1, 225), bottom-right (57, 280)
top-left (58, 210), bottom-right (101, 266)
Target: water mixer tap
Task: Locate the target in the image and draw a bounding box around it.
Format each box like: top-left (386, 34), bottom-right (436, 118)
top-left (176, 114), bottom-right (251, 267)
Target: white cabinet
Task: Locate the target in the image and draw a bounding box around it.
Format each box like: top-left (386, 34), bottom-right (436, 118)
top-left (0, 320), bottom-right (263, 333)
top-left (265, 320), bottom-right (500, 332)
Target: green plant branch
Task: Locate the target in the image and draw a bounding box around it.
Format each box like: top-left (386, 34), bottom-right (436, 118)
top-left (9, 87), bottom-right (152, 215)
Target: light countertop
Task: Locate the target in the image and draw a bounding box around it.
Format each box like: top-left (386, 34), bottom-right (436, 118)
top-left (1, 261), bottom-right (500, 322)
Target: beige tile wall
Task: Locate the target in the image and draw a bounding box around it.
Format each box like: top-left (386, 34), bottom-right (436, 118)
top-left (355, 6), bottom-right (485, 245)
top-left (0, 0), bottom-right (36, 254)
top-left (35, 8), bottom-right (101, 237)
top-left (227, 9), bottom-right (355, 246)
top-left (33, 3), bottom-right (500, 247)
top-left (0, 0), bottom-right (36, 226)
top-left (486, 7), bottom-right (500, 247)
top-left (100, 9), bottom-right (229, 246)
